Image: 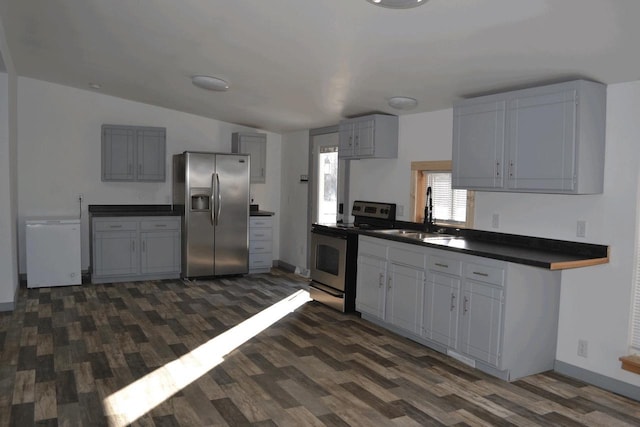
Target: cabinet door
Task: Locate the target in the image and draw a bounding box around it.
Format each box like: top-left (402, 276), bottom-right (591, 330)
top-left (102, 126), bottom-right (136, 181)
top-left (93, 231), bottom-right (138, 276)
top-left (452, 100), bottom-right (506, 189)
top-left (423, 271), bottom-right (460, 348)
top-left (244, 135), bottom-right (267, 183)
top-left (507, 89), bottom-right (576, 191)
top-left (136, 128), bottom-right (166, 181)
top-left (387, 263), bottom-right (423, 334)
top-left (338, 122), bottom-right (355, 158)
top-left (355, 119), bottom-right (375, 157)
top-left (140, 231), bottom-right (180, 274)
top-left (459, 280), bottom-right (503, 367)
top-left (356, 254), bottom-right (386, 320)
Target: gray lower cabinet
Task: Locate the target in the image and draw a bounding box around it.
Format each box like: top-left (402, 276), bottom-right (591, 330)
top-left (248, 216), bottom-right (273, 273)
top-left (102, 125), bottom-right (166, 182)
top-left (91, 216), bottom-right (180, 283)
top-left (357, 236), bottom-right (561, 381)
top-left (232, 132), bottom-right (267, 183)
top-left (452, 79), bottom-right (606, 194)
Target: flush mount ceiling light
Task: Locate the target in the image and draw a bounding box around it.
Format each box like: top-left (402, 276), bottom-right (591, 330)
top-left (366, 0), bottom-right (427, 9)
top-left (191, 75), bottom-right (229, 91)
top-left (388, 96), bottom-right (418, 110)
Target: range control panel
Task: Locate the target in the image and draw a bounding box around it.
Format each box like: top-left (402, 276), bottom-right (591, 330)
top-left (351, 201), bottom-right (397, 221)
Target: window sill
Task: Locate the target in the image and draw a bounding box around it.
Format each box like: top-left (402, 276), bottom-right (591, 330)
top-left (619, 355), bottom-right (640, 375)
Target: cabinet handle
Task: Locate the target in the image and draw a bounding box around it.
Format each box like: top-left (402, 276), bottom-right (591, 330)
top-left (472, 271), bottom-right (489, 277)
top-left (128, 164), bottom-right (133, 174)
top-left (354, 135), bottom-right (359, 147)
top-left (109, 225), bottom-right (123, 229)
top-left (254, 233), bottom-right (265, 237)
top-left (450, 293), bottom-right (456, 311)
top-left (463, 296), bottom-right (469, 314)
top-left (154, 224), bottom-right (167, 228)
top-left (435, 262), bottom-right (449, 268)
top-left (496, 161), bottom-right (501, 177)
top-left (139, 164), bottom-right (142, 174)
top-left (387, 276), bottom-right (392, 290)
top-left (348, 136), bottom-right (353, 147)
top-left (378, 273), bottom-right (383, 288)
top-left (261, 168), bottom-right (265, 177)
top-left (131, 240), bottom-right (135, 252)
top-left (254, 246), bottom-right (265, 250)
top-left (142, 240), bottom-right (146, 252)
top-left (509, 161), bottom-right (514, 178)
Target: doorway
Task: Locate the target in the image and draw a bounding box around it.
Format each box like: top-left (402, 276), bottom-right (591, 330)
top-left (307, 127), bottom-right (349, 267)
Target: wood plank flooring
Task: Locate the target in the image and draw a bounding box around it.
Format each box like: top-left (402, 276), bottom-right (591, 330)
top-left (1, 269), bottom-right (639, 426)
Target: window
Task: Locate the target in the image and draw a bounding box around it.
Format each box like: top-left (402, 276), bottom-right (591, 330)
top-left (410, 160), bottom-right (474, 228)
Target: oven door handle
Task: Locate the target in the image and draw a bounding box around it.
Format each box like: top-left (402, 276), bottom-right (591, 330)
top-left (309, 282), bottom-right (344, 298)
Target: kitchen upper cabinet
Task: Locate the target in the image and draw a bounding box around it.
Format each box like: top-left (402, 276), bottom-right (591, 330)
top-left (452, 80), bottom-right (606, 194)
top-left (232, 132), bottom-right (267, 183)
top-left (452, 100), bottom-right (506, 189)
top-left (338, 114), bottom-right (398, 159)
top-left (102, 125), bottom-right (166, 182)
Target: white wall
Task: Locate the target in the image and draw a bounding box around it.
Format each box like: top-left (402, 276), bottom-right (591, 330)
top-left (279, 130), bottom-right (309, 270)
top-left (347, 81), bottom-right (640, 388)
top-left (0, 14), bottom-right (19, 308)
top-left (17, 77), bottom-right (282, 272)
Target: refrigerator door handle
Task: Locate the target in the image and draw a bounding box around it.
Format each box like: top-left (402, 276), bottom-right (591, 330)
top-left (216, 173), bottom-right (221, 225)
top-left (210, 173), bottom-right (216, 226)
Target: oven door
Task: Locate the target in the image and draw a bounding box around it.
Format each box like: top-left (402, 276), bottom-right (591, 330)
top-left (309, 231), bottom-right (347, 291)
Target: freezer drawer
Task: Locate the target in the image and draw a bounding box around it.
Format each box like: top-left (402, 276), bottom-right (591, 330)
top-left (26, 217), bottom-right (81, 288)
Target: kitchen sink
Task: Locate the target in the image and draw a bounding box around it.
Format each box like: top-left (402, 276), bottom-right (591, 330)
top-left (375, 229), bottom-right (458, 242)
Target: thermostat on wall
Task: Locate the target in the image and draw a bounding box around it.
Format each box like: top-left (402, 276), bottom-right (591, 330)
top-left (300, 174), bottom-right (308, 182)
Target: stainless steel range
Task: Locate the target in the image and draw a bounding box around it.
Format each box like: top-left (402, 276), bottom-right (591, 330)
top-left (310, 201), bottom-right (396, 312)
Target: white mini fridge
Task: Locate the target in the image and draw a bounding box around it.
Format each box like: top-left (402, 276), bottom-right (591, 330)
top-left (26, 217), bottom-right (81, 288)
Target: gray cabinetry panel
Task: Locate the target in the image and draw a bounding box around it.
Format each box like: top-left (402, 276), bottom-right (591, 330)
top-left (356, 235), bottom-right (561, 381)
top-left (452, 100), bottom-right (506, 189)
top-left (102, 125), bottom-right (166, 182)
top-left (452, 79), bottom-right (605, 194)
top-left (91, 216), bottom-right (180, 283)
top-left (338, 114), bottom-right (398, 160)
top-left (232, 132), bottom-right (267, 183)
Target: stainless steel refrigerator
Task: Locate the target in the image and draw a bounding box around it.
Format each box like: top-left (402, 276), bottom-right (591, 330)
top-left (173, 152), bottom-right (250, 277)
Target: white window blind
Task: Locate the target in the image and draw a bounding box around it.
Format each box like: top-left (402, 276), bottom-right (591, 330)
top-left (425, 172), bottom-right (467, 224)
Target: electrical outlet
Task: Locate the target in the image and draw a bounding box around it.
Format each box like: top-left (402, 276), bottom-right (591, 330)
top-left (397, 205), bottom-right (404, 217)
top-left (576, 220), bottom-right (586, 237)
top-left (577, 339), bottom-right (588, 358)
top-left (492, 213), bottom-right (500, 229)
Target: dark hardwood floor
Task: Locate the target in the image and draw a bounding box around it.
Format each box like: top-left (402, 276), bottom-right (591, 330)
top-left (1, 269), bottom-right (638, 426)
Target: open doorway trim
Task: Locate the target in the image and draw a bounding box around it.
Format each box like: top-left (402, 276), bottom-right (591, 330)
top-left (307, 125), bottom-right (349, 270)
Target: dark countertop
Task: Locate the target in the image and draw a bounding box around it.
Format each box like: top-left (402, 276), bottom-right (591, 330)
top-left (88, 204), bottom-right (182, 217)
top-left (88, 204), bottom-right (274, 217)
top-left (250, 210), bottom-right (275, 216)
top-left (358, 222), bottom-right (609, 270)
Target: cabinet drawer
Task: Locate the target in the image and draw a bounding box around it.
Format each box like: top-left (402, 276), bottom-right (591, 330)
top-left (250, 253), bottom-right (272, 268)
top-left (359, 238), bottom-right (387, 259)
top-left (465, 262), bottom-right (504, 286)
top-left (250, 217), bottom-right (272, 228)
top-left (250, 240), bottom-right (273, 254)
top-left (250, 228), bottom-right (273, 241)
top-left (140, 218), bottom-right (179, 231)
top-left (428, 255), bottom-right (462, 276)
top-left (94, 220), bottom-right (138, 232)
top-left (389, 246), bottom-right (425, 269)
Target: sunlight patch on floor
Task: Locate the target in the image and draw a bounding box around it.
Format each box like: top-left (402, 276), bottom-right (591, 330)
top-left (102, 289), bottom-right (311, 426)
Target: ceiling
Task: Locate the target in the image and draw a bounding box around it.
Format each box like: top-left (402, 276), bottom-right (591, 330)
top-left (2, 0), bottom-right (640, 133)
